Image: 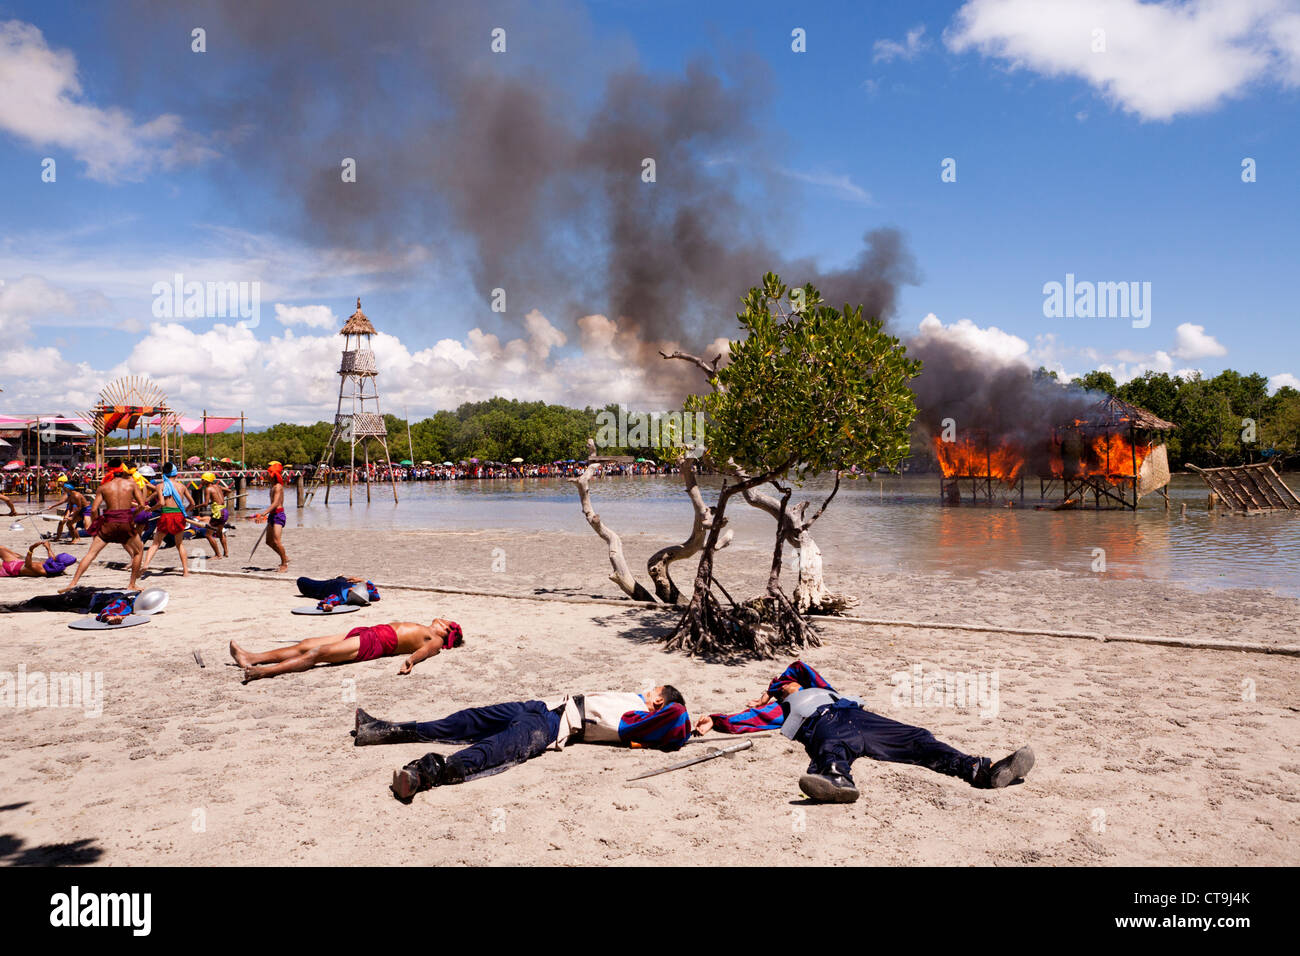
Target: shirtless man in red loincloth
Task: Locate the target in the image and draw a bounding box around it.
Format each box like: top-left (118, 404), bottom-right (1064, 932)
top-left (59, 466), bottom-right (151, 592)
top-left (229, 618), bottom-right (463, 682)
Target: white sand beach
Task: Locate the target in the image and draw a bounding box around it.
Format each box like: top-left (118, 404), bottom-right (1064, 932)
top-left (2, 525), bottom-right (1297, 866)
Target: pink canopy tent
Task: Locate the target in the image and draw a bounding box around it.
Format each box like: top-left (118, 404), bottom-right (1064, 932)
top-left (151, 415), bottom-right (239, 435)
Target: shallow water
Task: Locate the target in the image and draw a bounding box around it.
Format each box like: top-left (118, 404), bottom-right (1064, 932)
top-left (262, 473), bottom-right (1300, 597)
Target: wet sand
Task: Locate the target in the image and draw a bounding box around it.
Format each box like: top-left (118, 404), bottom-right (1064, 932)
top-left (1, 525), bottom-right (1297, 866)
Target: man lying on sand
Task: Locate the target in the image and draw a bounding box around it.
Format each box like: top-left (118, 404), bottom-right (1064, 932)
top-left (230, 618), bottom-right (462, 682)
top-left (0, 541), bottom-right (77, 578)
top-left (355, 685), bottom-right (693, 801)
top-left (695, 661), bottom-right (1034, 803)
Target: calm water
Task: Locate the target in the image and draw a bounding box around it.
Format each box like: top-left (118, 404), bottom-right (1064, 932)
top-left (261, 473), bottom-right (1300, 597)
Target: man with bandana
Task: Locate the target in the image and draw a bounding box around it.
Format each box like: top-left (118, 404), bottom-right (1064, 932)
top-left (229, 617), bottom-right (463, 682)
top-left (252, 461), bottom-right (290, 572)
top-left (140, 462), bottom-right (197, 577)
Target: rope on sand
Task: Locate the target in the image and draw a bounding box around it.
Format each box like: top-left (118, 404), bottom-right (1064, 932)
top-left (194, 567), bottom-right (1300, 658)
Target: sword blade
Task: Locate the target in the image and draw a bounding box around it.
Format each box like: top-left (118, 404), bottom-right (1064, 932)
top-left (625, 739), bottom-right (753, 780)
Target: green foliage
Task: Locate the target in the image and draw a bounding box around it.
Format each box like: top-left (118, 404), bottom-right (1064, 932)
top-left (125, 400), bottom-right (627, 468)
top-left (1059, 368), bottom-right (1298, 468)
top-left (1073, 370), bottom-right (1118, 395)
top-left (696, 272), bottom-right (921, 480)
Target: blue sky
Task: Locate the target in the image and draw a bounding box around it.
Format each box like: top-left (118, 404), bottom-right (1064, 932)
top-left (1, 0), bottom-right (1298, 423)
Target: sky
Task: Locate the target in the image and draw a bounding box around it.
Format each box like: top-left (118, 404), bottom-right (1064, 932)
top-left (1, 0), bottom-right (1298, 424)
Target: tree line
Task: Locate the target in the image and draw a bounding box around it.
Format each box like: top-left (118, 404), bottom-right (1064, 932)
top-left (126, 399), bottom-right (638, 468)
top-left (1061, 368), bottom-right (1298, 469)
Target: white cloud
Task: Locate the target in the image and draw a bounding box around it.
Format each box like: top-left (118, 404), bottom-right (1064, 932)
top-left (915, 314), bottom-right (1229, 388)
top-left (0, 20), bottom-right (213, 182)
top-left (915, 312), bottom-right (1031, 366)
top-left (0, 310), bottom-right (721, 424)
top-left (1269, 372), bottom-right (1300, 392)
top-left (874, 25), bottom-right (930, 63)
top-left (0, 274), bottom-right (77, 335)
top-left (707, 155), bottom-right (873, 204)
top-left (946, 0), bottom-right (1300, 120)
top-left (1171, 321), bottom-right (1227, 359)
top-left (774, 167), bottom-right (874, 204)
top-left (274, 304), bottom-right (338, 330)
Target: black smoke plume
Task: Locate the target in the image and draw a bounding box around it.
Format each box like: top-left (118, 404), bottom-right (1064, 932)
top-left (129, 0), bottom-right (920, 400)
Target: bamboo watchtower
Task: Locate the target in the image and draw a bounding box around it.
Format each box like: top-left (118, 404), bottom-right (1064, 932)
top-left (306, 298), bottom-right (399, 505)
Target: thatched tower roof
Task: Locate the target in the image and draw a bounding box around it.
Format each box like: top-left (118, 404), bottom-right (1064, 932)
top-left (340, 297), bottom-right (376, 336)
top-left (1087, 395), bottom-right (1176, 431)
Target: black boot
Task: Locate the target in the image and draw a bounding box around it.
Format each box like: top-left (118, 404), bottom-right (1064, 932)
top-left (799, 764), bottom-right (860, 803)
top-left (391, 753), bottom-right (447, 802)
top-left (353, 707), bottom-right (423, 746)
top-left (973, 746), bottom-right (1035, 789)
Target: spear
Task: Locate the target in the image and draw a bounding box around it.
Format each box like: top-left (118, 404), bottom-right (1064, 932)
top-left (248, 521), bottom-right (268, 560)
top-left (625, 739), bottom-right (753, 781)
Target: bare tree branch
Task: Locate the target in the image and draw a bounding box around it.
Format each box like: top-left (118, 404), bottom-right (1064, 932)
top-left (647, 457), bottom-right (731, 605)
top-left (660, 349), bottom-right (722, 376)
top-left (569, 440), bottom-right (655, 603)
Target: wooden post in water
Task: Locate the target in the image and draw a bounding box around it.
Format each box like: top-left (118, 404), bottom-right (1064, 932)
top-left (35, 416), bottom-right (44, 503)
top-left (296, 472), bottom-right (305, 508)
top-left (240, 413), bottom-right (246, 471)
top-left (1130, 425), bottom-right (1139, 510)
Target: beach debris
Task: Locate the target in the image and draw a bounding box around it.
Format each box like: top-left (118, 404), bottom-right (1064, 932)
top-left (626, 739), bottom-right (752, 781)
top-left (193, 649), bottom-right (205, 668)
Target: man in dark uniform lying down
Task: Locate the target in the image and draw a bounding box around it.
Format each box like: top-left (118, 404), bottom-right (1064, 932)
top-left (695, 660), bottom-right (1034, 803)
top-left (354, 685), bottom-right (692, 801)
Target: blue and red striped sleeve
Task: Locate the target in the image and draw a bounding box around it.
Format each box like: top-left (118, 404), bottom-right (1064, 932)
top-left (766, 660), bottom-right (834, 697)
top-left (618, 703), bottom-right (692, 751)
top-left (709, 699), bottom-right (785, 733)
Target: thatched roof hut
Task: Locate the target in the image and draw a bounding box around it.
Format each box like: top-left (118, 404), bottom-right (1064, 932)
top-left (340, 297), bottom-right (376, 336)
top-left (1084, 395), bottom-right (1176, 431)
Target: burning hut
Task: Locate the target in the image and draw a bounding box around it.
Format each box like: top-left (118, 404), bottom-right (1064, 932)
top-left (935, 429), bottom-right (1026, 505)
top-left (936, 395), bottom-right (1175, 510)
top-left (1039, 396), bottom-right (1175, 509)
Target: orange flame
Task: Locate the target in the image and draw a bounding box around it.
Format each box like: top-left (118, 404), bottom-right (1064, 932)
top-left (1048, 429), bottom-right (1152, 483)
top-left (938, 430), bottom-right (1153, 485)
top-left (933, 436), bottom-right (1024, 484)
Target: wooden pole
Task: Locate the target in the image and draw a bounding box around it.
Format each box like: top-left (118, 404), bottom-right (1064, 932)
top-left (35, 415), bottom-right (43, 503)
top-left (240, 413), bottom-right (246, 470)
top-left (365, 441), bottom-right (371, 503)
top-left (1130, 425), bottom-right (1138, 510)
top-left (295, 471), bottom-right (304, 509)
top-left (405, 405), bottom-right (414, 464)
top-left (203, 408), bottom-right (209, 464)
